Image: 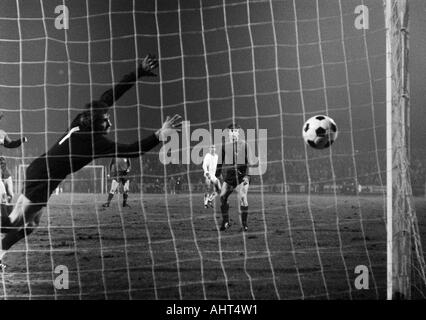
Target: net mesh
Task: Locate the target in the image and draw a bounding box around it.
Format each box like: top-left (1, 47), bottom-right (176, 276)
top-left (0, 0), bottom-right (394, 299)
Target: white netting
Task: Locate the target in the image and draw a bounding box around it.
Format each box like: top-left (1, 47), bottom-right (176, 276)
top-left (0, 0), bottom-right (391, 299)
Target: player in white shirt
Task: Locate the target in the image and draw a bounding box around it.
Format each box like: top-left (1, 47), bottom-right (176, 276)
top-left (202, 145), bottom-right (221, 208)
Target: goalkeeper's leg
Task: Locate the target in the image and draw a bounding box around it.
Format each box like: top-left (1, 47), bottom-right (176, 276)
top-left (219, 182), bottom-right (233, 231)
top-left (103, 179), bottom-right (119, 207)
top-left (1, 194), bottom-right (43, 268)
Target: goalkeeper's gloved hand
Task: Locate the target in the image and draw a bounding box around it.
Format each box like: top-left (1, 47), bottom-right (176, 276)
top-left (137, 54), bottom-right (158, 77)
top-left (156, 114), bottom-right (183, 141)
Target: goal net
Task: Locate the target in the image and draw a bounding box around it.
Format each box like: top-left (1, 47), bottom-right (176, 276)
top-left (1, 0), bottom-right (421, 300)
top-left (17, 164), bottom-right (105, 195)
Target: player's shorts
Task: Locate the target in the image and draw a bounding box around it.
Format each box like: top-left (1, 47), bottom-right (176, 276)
top-left (110, 177), bottom-right (130, 193)
top-left (112, 171), bottom-right (129, 185)
top-left (205, 172), bottom-right (218, 184)
top-left (223, 174), bottom-right (248, 188)
top-left (24, 158), bottom-right (61, 206)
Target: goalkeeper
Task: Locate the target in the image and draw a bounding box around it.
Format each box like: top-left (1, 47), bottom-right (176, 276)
top-left (0, 54), bottom-right (182, 269)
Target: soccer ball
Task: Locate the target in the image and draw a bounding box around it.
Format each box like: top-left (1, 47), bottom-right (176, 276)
top-left (302, 115), bottom-right (338, 149)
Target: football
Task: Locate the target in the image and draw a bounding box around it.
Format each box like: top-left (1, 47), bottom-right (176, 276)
top-left (302, 115), bottom-right (338, 149)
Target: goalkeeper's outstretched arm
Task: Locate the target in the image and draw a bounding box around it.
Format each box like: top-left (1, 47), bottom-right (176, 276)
top-left (98, 54), bottom-right (158, 108)
top-left (95, 115), bottom-right (183, 159)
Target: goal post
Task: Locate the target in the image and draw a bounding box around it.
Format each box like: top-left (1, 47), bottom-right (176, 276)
top-left (386, 0), bottom-right (426, 300)
top-left (17, 164), bottom-right (106, 195)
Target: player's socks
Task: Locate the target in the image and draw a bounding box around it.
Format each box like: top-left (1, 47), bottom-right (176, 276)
top-left (123, 193), bottom-right (130, 207)
top-left (220, 202), bottom-right (230, 231)
top-left (103, 193), bottom-right (113, 207)
top-left (220, 221), bottom-right (230, 231)
top-left (240, 206), bottom-right (248, 230)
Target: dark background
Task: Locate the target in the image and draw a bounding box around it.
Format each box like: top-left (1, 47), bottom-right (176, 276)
top-left (0, 0), bottom-right (423, 187)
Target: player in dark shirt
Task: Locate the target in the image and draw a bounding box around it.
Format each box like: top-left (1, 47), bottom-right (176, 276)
top-left (102, 157), bottom-right (132, 208)
top-left (0, 54), bottom-right (182, 269)
top-left (215, 123), bottom-right (258, 232)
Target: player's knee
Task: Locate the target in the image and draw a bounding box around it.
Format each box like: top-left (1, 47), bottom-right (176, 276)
top-left (240, 197), bottom-right (248, 207)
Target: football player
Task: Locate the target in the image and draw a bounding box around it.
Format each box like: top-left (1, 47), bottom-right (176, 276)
top-left (0, 54), bottom-right (182, 270)
top-left (0, 113), bottom-right (28, 149)
top-left (0, 157), bottom-right (14, 203)
top-left (202, 145), bottom-right (220, 208)
top-left (103, 157), bottom-right (132, 208)
top-left (215, 123), bottom-right (258, 232)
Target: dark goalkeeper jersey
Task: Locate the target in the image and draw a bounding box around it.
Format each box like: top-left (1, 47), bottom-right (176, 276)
top-left (29, 131), bottom-right (158, 183)
top-left (24, 68), bottom-right (160, 205)
top-left (25, 131), bottom-right (159, 204)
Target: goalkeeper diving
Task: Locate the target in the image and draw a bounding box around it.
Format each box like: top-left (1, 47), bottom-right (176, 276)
top-left (0, 54), bottom-right (182, 271)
